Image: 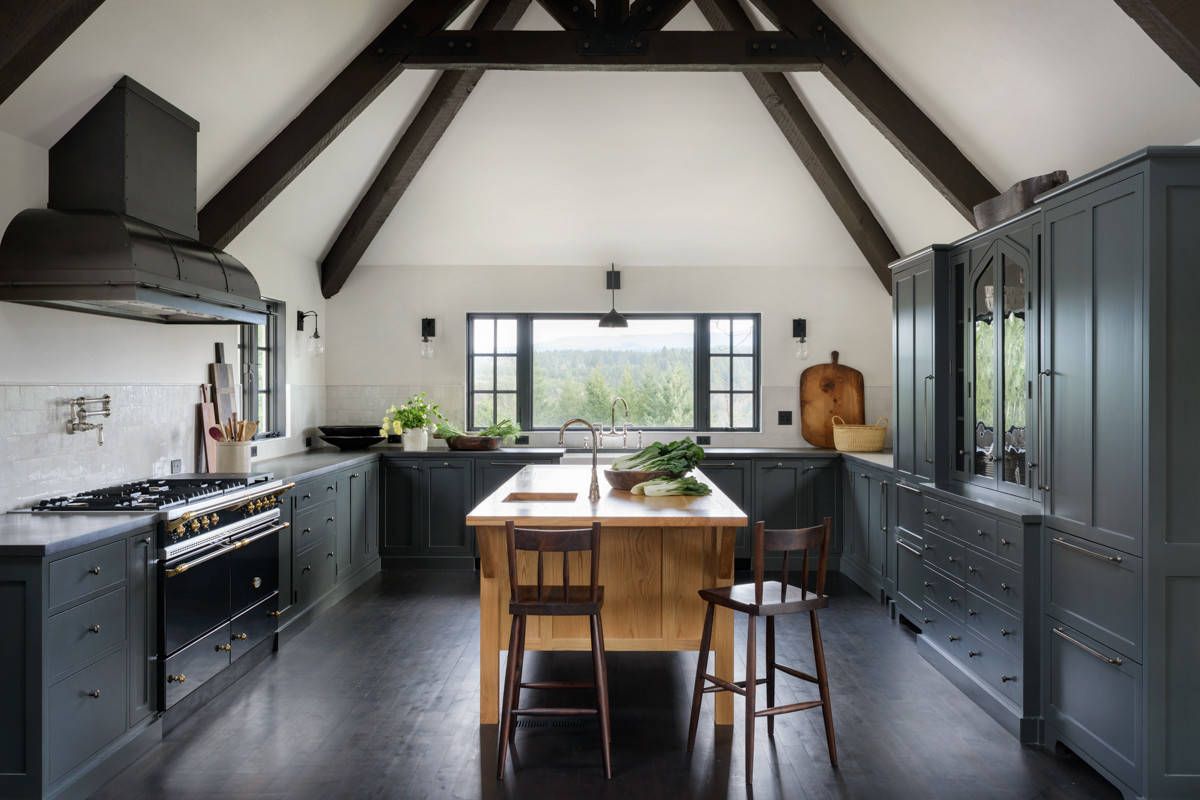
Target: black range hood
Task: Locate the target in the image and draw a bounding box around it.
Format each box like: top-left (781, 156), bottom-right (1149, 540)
top-left (0, 77), bottom-right (266, 324)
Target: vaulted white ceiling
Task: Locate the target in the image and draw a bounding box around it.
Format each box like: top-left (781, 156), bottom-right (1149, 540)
top-left (1, 0), bottom-right (1198, 276)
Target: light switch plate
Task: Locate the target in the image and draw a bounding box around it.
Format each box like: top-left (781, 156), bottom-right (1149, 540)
top-left (696, 435), bottom-right (712, 445)
top-left (778, 410), bottom-right (793, 425)
top-left (170, 459), bottom-right (182, 474)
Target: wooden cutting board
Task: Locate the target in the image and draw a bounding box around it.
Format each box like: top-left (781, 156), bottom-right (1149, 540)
top-left (800, 351), bottom-right (865, 448)
top-left (209, 362), bottom-right (237, 424)
top-left (198, 401), bottom-right (218, 472)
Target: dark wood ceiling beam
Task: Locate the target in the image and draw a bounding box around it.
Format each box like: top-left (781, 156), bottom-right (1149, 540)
top-left (321, 0), bottom-right (532, 298)
top-left (1114, 0), bottom-right (1200, 86)
top-left (597, 0), bottom-right (629, 30)
top-left (696, 0), bottom-right (896, 290)
top-left (535, 0), bottom-right (597, 29)
top-left (399, 30), bottom-right (822, 70)
top-left (745, 0), bottom-right (997, 221)
top-left (198, 0), bottom-right (474, 249)
top-left (623, 0), bottom-right (692, 33)
top-left (0, 0), bottom-right (105, 105)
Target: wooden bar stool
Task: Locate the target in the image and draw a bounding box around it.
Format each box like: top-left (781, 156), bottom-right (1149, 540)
top-left (497, 520), bottom-right (612, 780)
top-left (686, 517), bottom-right (837, 784)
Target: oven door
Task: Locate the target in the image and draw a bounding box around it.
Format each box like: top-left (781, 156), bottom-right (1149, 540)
top-left (161, 538), bottom-right (233, 656)
top-left (229, 523), bottom-right (285, 615)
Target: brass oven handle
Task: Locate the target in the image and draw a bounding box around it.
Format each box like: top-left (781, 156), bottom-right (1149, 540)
top-left (165, 543), bottom-right (234, 578)
top-left (229, 521), bottom-right (291, 551)
top-left (1053, 626), bottom-right (1123, 666)
top-left (1051, 536), bottom-right (1123, 564)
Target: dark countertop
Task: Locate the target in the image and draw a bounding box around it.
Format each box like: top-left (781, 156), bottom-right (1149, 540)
top-left (921, 481), bottom-right (1043, 522)
top-left (0, 512), bottom-right (157, 557)
top-left (255, 446), bottom-right (568, 484)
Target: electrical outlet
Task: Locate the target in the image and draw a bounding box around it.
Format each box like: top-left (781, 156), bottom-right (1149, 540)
top-left (778, 410), bottom-right (793, 426)
top-left (515, 435), bottom-right (529, 445)
top-left (305, 436), bottom-right (312, 448)
top-left (170, 459), bottom-right (182, 474)
top-left (696, 435), bottom-right (712, 445)
top-left (251, 445), bottom-right (258, 458)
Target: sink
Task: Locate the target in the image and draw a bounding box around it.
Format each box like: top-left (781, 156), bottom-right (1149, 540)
top-left (503, 492), bottom-right (578, 502)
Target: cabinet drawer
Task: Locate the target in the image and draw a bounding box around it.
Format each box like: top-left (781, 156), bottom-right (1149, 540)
top-left (47, 586), bottom-right (127, 682)
top-left (163, 624), bottom-right (231, 708)
top-left (921, 603), bottom-right (967, 656)
top-left (961, 628), bottom-right (1021, 705)
top-left (294, 536), bottom-right (338, 610)
top-left (1047, 620), bottom-right (1142, 790)
top-left (995, 521), bottom-right (1023, 565)
top-left (965, 588), bottom-right (1021, 659)
top-left (922, 563), bottom-right (965, 621)
top-left (293, 478), bottom-right (338, 512)
top-left (49, 540), bottom-right (126, 611)
top-left (895, 482), bottom-right (926, 536)
top-left (922, 529), bottom-right (965, 580)
top-left (48, 648), bottom-right (127, 782)
top-left (230, 593), bottom-right (278, 662)
top-left (962, 550), bottom-right (1022, 612)
top-left (933, 500), bottom-right (998, 548)
top-left (293, 501), bottom-right (337, 555)
top-left (1046, 530), bottom-right (1141, 657)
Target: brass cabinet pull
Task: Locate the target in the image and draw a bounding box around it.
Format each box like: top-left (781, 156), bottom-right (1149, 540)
top-left (269, 609), bottom-right (286, 618)
top-left (87, 624), bottom-right (102, 634)
top-left (897, 540), bottom-right (922, 557)
top-left (1051, 536), bottom-right (1123, 564)
top-left (215, 643), bottom-right (232, 653)
top-left (1053, 626), bottom-right (1123, 666)
top-left (167, 673), bottom-right (187, 684)
top-left (86, 689), bottom-right (101, 698)
top-left (232, 632), bottom-right (249, 641)
top-left (88, 565), bottom-right (101, 575)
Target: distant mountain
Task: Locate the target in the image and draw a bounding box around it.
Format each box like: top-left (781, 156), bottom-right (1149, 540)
top-left (535, 333), bottom-right (694, 352)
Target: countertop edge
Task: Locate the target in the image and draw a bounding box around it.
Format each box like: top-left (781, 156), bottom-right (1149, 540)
top-left (0, 513), bottom-right (158, 558)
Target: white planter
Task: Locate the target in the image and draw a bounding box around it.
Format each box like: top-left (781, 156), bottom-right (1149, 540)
top-left (402, 428), bottom-right (429, 452)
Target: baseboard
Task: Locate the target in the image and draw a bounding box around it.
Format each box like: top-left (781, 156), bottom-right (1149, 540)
top-left (279, 558), bottom-right (382, 645)
top-left (838, 557), bottom-right (886, 603)
top-left (917, 634), bottom-right (1033, 743)
top-left (49, 718), bottom-right (161, 800)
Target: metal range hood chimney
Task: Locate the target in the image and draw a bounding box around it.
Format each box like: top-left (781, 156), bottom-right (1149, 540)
top-left (0, 77), bottom-right (266, 324)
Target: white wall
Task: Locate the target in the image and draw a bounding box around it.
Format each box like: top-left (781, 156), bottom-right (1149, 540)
top-left (325, 263), bottom-right (892, 447)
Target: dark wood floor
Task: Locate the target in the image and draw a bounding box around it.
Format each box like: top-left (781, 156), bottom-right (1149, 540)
top-left (95, 571), bottom-right (1120, 800)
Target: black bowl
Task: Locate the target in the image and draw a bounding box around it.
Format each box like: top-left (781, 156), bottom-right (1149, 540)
top-left (319, 425), bottom-right (381, 437)
top-left (319, 434), bottom-right (385, 451)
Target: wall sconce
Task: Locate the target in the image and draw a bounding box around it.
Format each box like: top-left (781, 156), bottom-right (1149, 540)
top-left (297, 310), bottom-right (325, 355)
top-left (793, 318), bottom-right (809, 360)
top-left (420, 318), bottom-right (436, 359)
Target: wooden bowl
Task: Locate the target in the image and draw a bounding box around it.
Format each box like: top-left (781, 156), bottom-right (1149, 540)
top-left (603, 469), bottom-right (677, 492)
top-left (446, 435), bottom-right (501, 451)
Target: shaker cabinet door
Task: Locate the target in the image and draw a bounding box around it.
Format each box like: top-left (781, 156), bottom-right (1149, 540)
top-left (382, 461), bottom-right (424, 556)
top-left (425, 460), bottom-right (475, 556)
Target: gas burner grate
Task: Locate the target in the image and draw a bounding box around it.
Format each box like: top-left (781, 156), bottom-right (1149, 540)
top-left (33, 476), bottom-right (259, 512)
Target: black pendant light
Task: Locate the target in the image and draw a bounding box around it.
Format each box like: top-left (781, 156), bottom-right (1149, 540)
top-left (598, 264), bottom-right (628, 328)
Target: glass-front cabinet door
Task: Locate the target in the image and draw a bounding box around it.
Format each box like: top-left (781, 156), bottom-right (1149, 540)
top-left (961, 238), bottom-right (1036, 497)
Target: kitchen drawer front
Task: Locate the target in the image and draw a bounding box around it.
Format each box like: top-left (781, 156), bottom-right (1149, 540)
top-left (961, 628), bottom-right (1022, 705)
top-left (47, 586), bottom-right (127, 683)
top-left (922, 528), bottom-right (965, 581)
top-left (49, 540), bottom-right (126, 611)
top-left (921, 602), bottom-right (967, 656)
top-left (229, 593), bottom-right (278, 662)
top-left (933, 500), bottom-right (998, 548)
top-left (962, 550), bottom-right (1022, 612)
top-left (965, 588), bottom-right (1021, 659)
top-left (293, 477), bottom-right (338, 513)
top-left (922, 563), bottom-right (965, 621)
top-left (894, 531), bottom-right (925, 622)
top-left (1046, 620), bottom-right (1142, 790)
top-left (48, 648), bottom-right (127, 782)
top-left (293, 501), bottom-right (337, 556)
top-left (163, 623), bottom-right (231, 708)
top-left (895, 482), bottom-right (926, 537)
top-left (1046, 530), bottom-right (1141, 657)
top-left (995, 520), bottom-right (1024, 566)
top-left (294, 536), bottom-right (338, 610)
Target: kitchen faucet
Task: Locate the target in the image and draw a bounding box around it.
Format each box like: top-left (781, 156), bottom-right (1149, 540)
top-left (599, 396), bottom-right (641, 450)
top-left (558, 418), bottom-right (601, 503)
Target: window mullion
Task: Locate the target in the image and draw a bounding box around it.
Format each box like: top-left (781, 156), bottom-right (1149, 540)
top-left (696, 314), bottom-right (709, 431)
top-left (516, 314), bottom-right (533, 432)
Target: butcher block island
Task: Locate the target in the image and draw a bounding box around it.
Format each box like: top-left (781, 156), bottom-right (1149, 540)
top-left (467, 464), bottom-right (748, 725)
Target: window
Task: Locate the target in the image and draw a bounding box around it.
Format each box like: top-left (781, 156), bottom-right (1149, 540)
top-left (239, 299), bottom-right (284, 438)
top-left (466, 313), bottom-right (759, 432)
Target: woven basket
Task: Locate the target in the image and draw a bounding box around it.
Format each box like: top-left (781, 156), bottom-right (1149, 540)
top-left (831, 416), bottom-right (888, 453)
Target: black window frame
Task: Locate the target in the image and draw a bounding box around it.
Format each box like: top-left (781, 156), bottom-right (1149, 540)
top-left (466, 312), bottom-right (761, 432)
top-left (238, 298), bottom-right (285, 439)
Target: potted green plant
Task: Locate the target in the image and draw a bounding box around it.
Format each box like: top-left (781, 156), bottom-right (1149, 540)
top-left (381, 393), bottom-right (445, 452)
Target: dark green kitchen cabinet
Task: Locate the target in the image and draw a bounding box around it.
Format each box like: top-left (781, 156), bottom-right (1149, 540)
top-left (701, 459), bottom-right (754, 557)
top-left (753, 457), bottom-right (838, 554)
top-left (426, 460), bottom-right (474, 556)
top-left (347, 463), bottom-right (379, 567)
top-left (382, 460), bottom-right (424, 556)
top-left (473, 456), bottom-right (561, 504)
top-left (840, 461), bottom-right (890, 600)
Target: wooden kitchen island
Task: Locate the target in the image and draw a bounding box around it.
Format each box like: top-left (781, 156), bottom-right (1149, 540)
top-left (467, 465), bottom-right (748, 725)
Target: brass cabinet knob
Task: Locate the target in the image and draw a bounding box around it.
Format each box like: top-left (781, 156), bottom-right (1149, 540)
top-left (232, 632), bottom-right (249, 641)
top-left (215, 643), bottom-right (232, 653)
top-left (1000, 582), bottom-right (1011, 592)
top-left (168, 673), bottom-right (187, 684)
top-left (190, 520), bottom-right (201, 532)
top-left (269, 609), bottom-right (285, 618)
top-left (87, 624), bottom-right (102, 634)
top-left (210, 514), bottom-right (220, 525)
top-left (1000, 628), bottom-right (1013, 637)
top-left (88, 565), bottom-right (101, 575)
top-left (86, 689), bottom-right (101, 698)
top-left (200, 517), bottom-right (211, 528)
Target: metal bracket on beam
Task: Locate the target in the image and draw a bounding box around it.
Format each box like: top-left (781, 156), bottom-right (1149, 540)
top-left (808, 14), bottom-right (854, 65)
top-left (403, 32), bottom-right (480, 57)
top-left (580, 32), bottom-right (647, 56)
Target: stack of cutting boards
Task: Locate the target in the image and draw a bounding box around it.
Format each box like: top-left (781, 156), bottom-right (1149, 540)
top-left (198, 343), bottom-right (239, 471)
top-left (799, 351), bottom-right (865, 448)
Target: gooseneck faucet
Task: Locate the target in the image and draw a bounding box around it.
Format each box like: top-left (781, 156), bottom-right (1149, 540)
top-left (610, 397), bottom-right (628, 430)
top-left (558, 418), bottom-right (601, 503)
